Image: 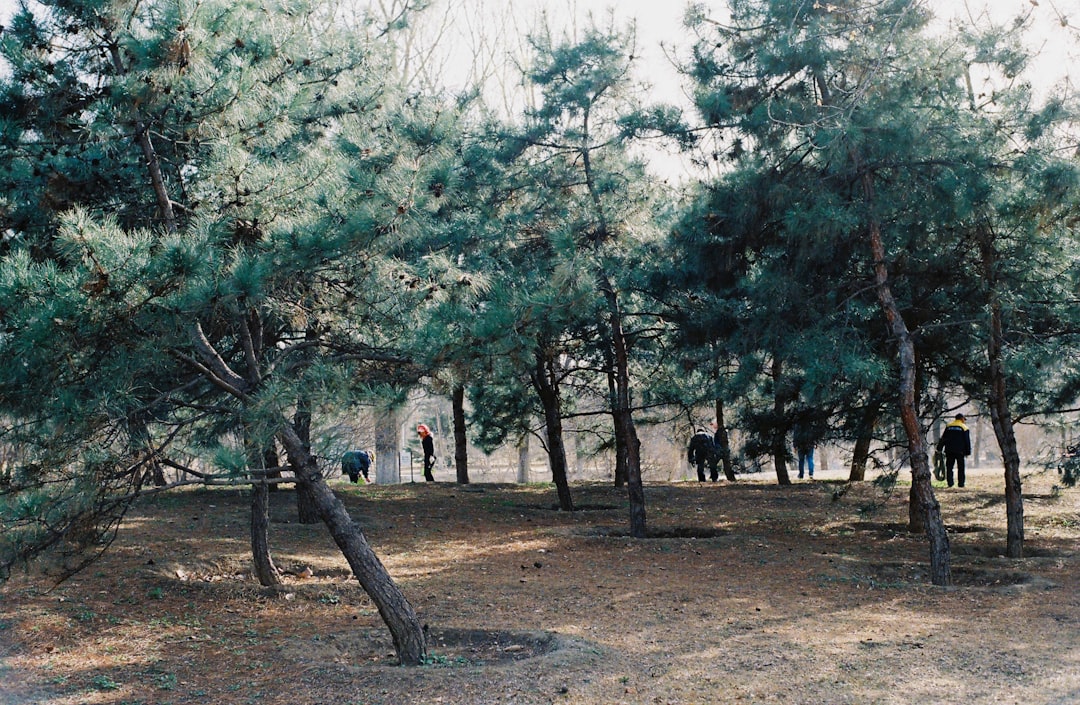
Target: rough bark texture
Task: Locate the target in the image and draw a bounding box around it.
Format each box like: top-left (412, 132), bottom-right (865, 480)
top-left (608, 365), bottom-right (629, 489)
top-left (250, 476), bottom-right (282, 587)
top-left (848, 402), bottom-right (879, 482)
top-left (977, 226), bottom-right (1024, 558)
top-left (517, 434), bottom-right (530, 484)
top-left (452, 385), bottom-right (470, 484)
top-left (860, 168), bottom-right (952, 585)
top-left (277, 423), bottom-right (427, 665)
top-left (293, 401), bottom-right (319, 525)
top-left (532, 348), bottom-right (574, 511)
top-left (599, 280), bottom-right (645, 537)
top-left (375, 406), bottom-right (402, 484)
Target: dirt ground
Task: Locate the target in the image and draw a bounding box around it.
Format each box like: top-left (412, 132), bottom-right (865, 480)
top-left (2, 463), bottom-right (1080, 705)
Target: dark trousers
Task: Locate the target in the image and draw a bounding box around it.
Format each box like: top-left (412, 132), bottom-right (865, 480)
top-left (423, 457), bottom-right (435, 482)
top-left (945, 453), bottom-right (966, 487)
top-left (694, 460), bottom-right (708, 482)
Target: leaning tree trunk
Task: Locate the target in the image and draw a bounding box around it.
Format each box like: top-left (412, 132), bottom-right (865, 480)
top-left (250, 472), bottom-right (282, 587)
top-left (277, 422), bottom-right (427, 665)
top-left (977, 224), bottom-right (1024, 558)
top-left (452, 385), bottom-right (470, 484)
top-left (532, 348), bottom-right (574, 511)
top-left (187, 323), bottom-right (425, 664)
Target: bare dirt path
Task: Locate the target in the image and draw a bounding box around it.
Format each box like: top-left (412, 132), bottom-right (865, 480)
top-left (2, 466), bottom-right (1078, 705)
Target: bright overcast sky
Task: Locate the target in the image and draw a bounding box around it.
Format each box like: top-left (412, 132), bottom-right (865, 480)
top-left (0, 0), bottom-right (1073, 94)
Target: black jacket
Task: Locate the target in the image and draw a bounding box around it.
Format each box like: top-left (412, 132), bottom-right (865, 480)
top-left (688, 432), bottom-right (714, 464)
top-left (937, 420), bottom-right (971, 457)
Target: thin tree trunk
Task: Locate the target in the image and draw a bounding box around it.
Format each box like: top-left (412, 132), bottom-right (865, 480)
top-left (263, 445), bottom-right (281, 493)
top-left (714, 396), bottom-right (736, 482)
top-left (599, 279), bottom-right (645, 537)
top-left (531, 347), bottom-right (574, 511)
top-left (771, 356), bottom-right (792, 485)
top-left (607, 363), bottom-right (629, 488)
top-left (977, 224), bottom-right (1024, 558)
top-left (104, 37), bottom-right (177, 234)
top-left (250, 472), bottom-right (282, 587)
top-left (293, 399), bottom-right (319, 524)
top-left (848, 401), bottom-right (879, 481)
top-left (859, 167), bottom-right (951, 585)
top-left (452, 385), bottom-right (470, 484)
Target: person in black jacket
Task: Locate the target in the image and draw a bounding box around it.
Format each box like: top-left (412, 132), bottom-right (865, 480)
top-left (417, 424), bottom-right (436, 482)
top-left (688, 428), bottom-right (715, 482)
top-left (341, 449), bottom-right (371, 483)
top-left (937, 414), bottom-right (972, 487)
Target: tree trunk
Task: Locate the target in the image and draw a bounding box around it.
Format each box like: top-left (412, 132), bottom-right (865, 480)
top-left (714, 396), bottom-right (736, 481)
top-left (452, 385), bottom-right (470, 484)
top-left (250, 473), bottom-right (282, 587)
top-left (246, 431), bottom-right (281, 586)
top-left (375, 405), bottom-right (402, 484)
top-left (263, 445), bottom-right (281, 493)
top-left (812, 64), bottom-right (951, 583)
top-left (517, 434), bottom-right (530, 484)
top-left (977, 224), bottom-right (1024, 558)
top-left (531, 347), bottom-right (574, 511)
top-left (293, 399), bottom-right (319, 524)
top-left (607, 364), bottom-right (629, 488)
top-left (599, 279), bottom-right (645, 537)
top-left (771, 356), bottom-right (792, 485)
top-left (277, 423), bottom-right (427, 665)
top-left (187, 323), bottom-right (425, 664)
top-left (848, 401), bottom-right (879, 481)
top-left (858, 167), bottom-right (951, 585)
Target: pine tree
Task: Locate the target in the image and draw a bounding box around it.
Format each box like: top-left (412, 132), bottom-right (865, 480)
top-left (0, 0), bottom-right (457, 664)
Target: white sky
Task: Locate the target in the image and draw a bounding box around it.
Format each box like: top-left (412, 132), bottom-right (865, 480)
top-left (0, 0), bottom-right (1072, 96)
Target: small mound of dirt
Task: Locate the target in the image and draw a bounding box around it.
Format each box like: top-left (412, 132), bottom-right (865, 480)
top-left (546, 503), bottom-right (620, 512)
top-left (424, 627), bottom-right (558, 665)
top-left (288, 627), bottom-right (564, 669)
top-left (950, 566), bottom-right (1051, 589)
top-left (845, 521), bottom-right (916, 538)
top-left (946, 525), bottom-right (990, 534)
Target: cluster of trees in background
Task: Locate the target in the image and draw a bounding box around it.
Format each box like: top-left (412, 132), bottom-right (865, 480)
top-left (1, 0), bottom-right (1077, 664)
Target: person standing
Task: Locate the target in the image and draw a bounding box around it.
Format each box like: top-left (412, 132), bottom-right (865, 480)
top-left (793, 422), bottom-right (815, 480)
top-left (937, 414), bottom-right (972, 487)
top-left (417, 424), bottom-right (436, 482)
top-left (688, 428), bottom-right (714, 482)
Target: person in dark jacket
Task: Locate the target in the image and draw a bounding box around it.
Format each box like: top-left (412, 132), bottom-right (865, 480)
top-left (792, 422), bottom-right (816, 480)
top-left (341, 450), bottom-right (371, 483)
top-left (417, 424), bottom-right (436, 482)
top-left (688, 428), bottom-right (715, 482)
top-left (937, 414), bottom-right (972, 487)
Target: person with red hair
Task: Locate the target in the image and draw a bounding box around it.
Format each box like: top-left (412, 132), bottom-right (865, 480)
top-left (417, 424), bottom-right (436, 481)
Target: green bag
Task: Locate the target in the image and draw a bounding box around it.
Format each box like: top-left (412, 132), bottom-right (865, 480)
top-left (933, 450), bottom-right (946, 482)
